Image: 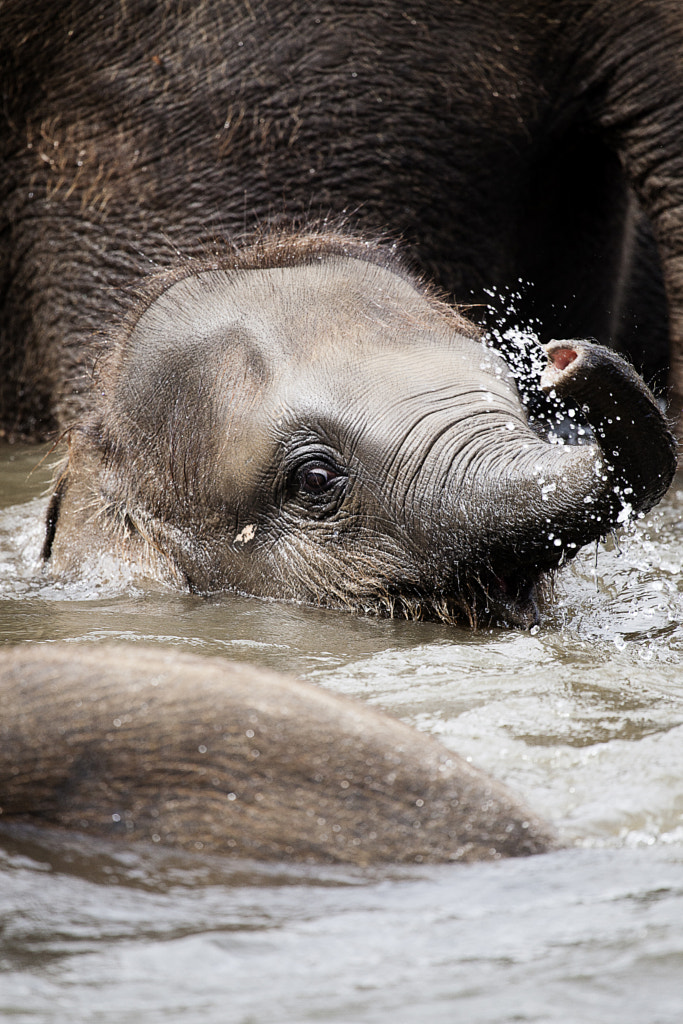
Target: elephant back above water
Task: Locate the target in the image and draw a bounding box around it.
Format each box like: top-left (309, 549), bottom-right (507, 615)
top-left (0, 643), bottom-right (555, 864)
top-left (44, 234), bottom-right (677, 628)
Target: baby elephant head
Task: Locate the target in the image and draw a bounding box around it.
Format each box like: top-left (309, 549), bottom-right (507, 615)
top-left (45, 234), bottom-right (676, 628)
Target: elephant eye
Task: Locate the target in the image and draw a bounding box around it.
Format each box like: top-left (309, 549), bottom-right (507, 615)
top-left (297, 462), bottom-right (341, 494)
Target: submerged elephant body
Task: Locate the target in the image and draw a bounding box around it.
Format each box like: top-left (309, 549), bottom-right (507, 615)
top-left (0, 644), bottom-right (555, 864)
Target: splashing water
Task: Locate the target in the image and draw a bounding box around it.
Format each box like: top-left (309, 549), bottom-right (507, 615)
top-left (481, 283), bottom-right (595, 447)
top-left (1, 427), bottom-right (682, 1024)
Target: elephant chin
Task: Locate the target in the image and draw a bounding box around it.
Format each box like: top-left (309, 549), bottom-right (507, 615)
top-left (385, 568), bottom-right (547, 630)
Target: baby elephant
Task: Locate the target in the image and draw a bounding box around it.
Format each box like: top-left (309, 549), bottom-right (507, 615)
top-left (45, 233), bottom-right (676, 628)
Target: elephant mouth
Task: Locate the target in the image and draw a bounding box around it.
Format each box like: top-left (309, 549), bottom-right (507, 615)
top-left (481, 570), bottom-right (544, 630)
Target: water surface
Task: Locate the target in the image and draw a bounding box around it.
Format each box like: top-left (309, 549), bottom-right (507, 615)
top-left (1, 442), bottom-right (682, 1023)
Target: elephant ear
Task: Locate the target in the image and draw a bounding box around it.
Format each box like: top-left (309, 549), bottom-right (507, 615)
top-left (41, 265), bottom-right (276, 574)
top-left (82, 265), bottom-right (279, 523)
top-left (102, 269), bottom-right (272, 452)
top-left (574, 2), bottom-right (683, 429)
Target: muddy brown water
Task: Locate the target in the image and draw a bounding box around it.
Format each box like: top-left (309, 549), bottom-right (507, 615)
top-left (1, 441), bottom-right (682, 1024)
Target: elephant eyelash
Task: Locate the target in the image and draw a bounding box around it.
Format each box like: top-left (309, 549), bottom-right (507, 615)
top-left (275, 432), bottom-right (348, 496)
top-left (288, 458), bottom-right (348, 507)
top-left (275, 452), bottom-right (349, 518)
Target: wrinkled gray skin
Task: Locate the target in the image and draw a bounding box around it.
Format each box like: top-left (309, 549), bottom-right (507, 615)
top-left (46, 238), bottom-right (677, 629)
top-left (3, 0), bottom-right (683, 437)
top-left (0, 644), bottom-right (555, 864)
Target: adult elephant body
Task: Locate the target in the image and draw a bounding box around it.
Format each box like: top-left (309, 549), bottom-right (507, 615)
top-left (1, 0), bottom-right (683, 435)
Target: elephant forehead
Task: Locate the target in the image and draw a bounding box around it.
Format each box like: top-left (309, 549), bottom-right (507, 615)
top-left (117, 254), bottom-right (463, 375)
top-left (108, 255), bottom-right (518, 451)
top-left (269, 343), bottom-right (520, 423)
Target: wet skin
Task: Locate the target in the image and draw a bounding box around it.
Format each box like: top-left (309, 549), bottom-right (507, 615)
top-left (44, 242), bottom-right (677, 629)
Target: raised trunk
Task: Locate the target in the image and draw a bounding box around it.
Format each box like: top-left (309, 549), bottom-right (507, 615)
top-left (508, 341), bottom-right (674, 554)
top-left (437, 341), bottom-right (676, 627)
top-left (540, 341), bottom-right (677, 515)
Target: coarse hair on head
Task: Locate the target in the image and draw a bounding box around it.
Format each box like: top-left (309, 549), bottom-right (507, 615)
top-left (102, 221), bottom-right (481, 365)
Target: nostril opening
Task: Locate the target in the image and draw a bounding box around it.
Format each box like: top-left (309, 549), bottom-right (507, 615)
top-left (550, 347), bottom-right (578, 371)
